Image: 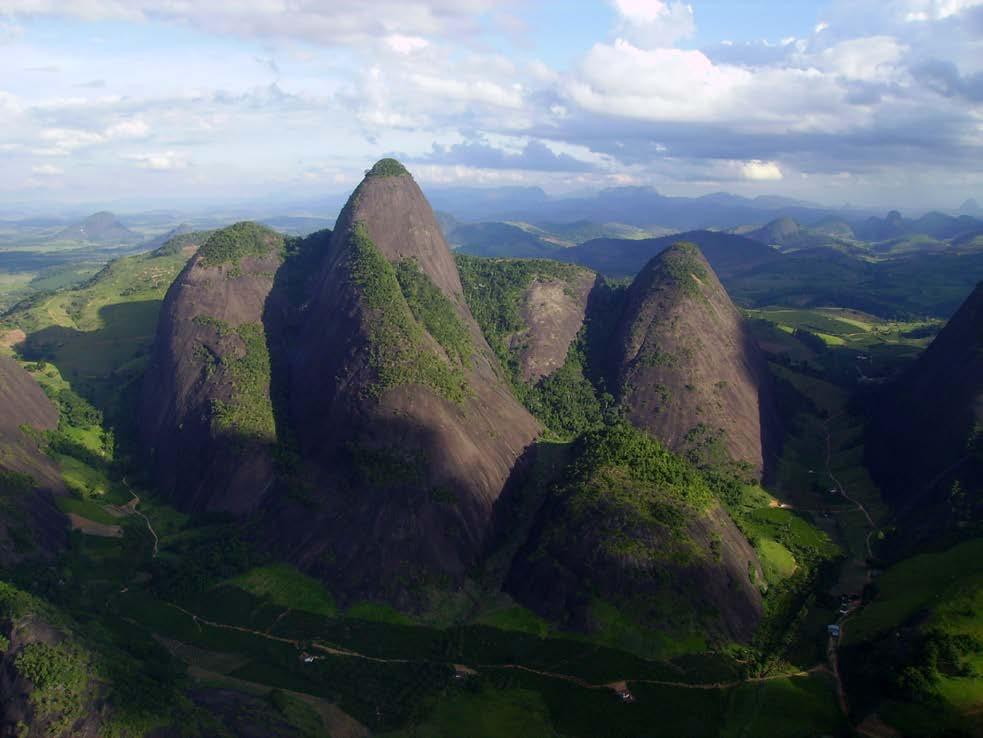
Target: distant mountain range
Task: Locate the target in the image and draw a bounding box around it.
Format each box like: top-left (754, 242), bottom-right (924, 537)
top-left (427, 185), bottom-right (983, 240)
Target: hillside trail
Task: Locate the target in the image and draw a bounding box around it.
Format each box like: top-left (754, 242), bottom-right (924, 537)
top-left (122, 476), bottom-right (159, 558)
top-left (161, 602), bottom-right (823, 693)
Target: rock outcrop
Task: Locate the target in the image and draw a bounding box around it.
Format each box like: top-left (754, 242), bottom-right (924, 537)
top-left (610, 243), bottom-right (779, 477)
top-left (284, 159), bottom-right (540, 605)
top-left (141, 222), bottom-right (286, 513)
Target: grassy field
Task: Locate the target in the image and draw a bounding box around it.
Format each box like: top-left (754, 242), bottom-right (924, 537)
top-left (748, 306), bottom-right (940, 389)
top-left (756, 539), bottom-right (798, 584)
top-left (229, 564), bottom-right (337, 617)
top-left (841, 538), bottom-right (983, 736)
top-left (845, 538), bottom-right (983, 645)
top-left (1, 237), bottom-right (198, 411)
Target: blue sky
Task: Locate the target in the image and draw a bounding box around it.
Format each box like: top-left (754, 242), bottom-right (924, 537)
top-left (0, 0), bottom-right (981, 211)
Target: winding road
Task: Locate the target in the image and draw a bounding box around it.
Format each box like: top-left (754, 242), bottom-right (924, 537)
top-left (122, 477), bottom-right (159, 558)
top-left (162, 602), bottom-right (826, 694)
top-left (822, 418), bottom-right (881, 731)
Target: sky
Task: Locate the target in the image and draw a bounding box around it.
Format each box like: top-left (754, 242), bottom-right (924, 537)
top-left (0, 0), bottom-right (981, 211)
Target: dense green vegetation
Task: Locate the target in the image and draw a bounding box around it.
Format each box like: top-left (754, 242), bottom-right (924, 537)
top-left (455, 254), bottom-right (608, 438)
top-left (841, 539), bottom-right (983, 735)
top-left (15, 641), bottom-right (92, 733)
top-left (455, 254), bottom-right (586, 373)
top-left (349, 223), bottom-right (470, 402)
top-left (366, 158), bottom-right (410, 177)
top-left (0, 579), bottom-right (194, 737)
top-left (230, 563), bottom-right (337, 617)
top-left (568, 422), bottom-right (716, 514)
top-left (2, 231), bottom-right (198, 422)
top-left (196, 222), bottom-right (282, 268)
top-left (209, 321), bottom-right (277, 442)
top-left (520, 347), bottom-right (608, 439)
top-left (395, 259), bottom-right (473, 364)
top-left (658, 241), bottom-right (709, 297)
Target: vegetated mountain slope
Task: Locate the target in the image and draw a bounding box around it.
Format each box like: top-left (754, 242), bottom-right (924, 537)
top-left (286, 159), bottom-right (540, 606)
top-left (535, 220), bottom-right (665, 243)
top-left (0, 578), bottom-right (243, 737)
top-left (507, 423), bottom-right (764, 646)
top-left (558, 229), bottom-right (781, 280)
top-left (449, 222), bottom-right (564, 259)
top-left (53, 211), bottom-right (138, 244)
top-left (866, 282), bottom-right (983, 529)
top-left (141, 223), bottom-right (287, 513)
top-left (744, 217), bottom-right (852, 251)
top-left (746, 217), bottom-right (801, 245)
top-left (450, 220), bottom-right (663, 259)
top-left (456, 255), bottom-right (597, 384)
top-left (724, 246), bottom-right (983, 319)
top-left (139, 222), bottom-right (196, 251)
top-left (811, 217), bottom-right (856, 239)
top-left (0, 354), bottom-right (66, 562)
top-left (610, 243), bottom-right (779, 477)
top-left (456, 255), bottom-right (613, 441)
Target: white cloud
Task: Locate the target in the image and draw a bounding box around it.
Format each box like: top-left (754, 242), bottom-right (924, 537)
top-left (384, 34), bottom-right (429, 54)
top-left (31, 163), bottom-right (63, 175)
top-left (123, 151), bottom-right (189, 170)
top-left (611, 0), bottom-right (695, 48)
top-left (741, 160), bottom-right (784, 180)
top-left (0, 1), bottom-right (503, 46)
top-left (0, 0), bottom-right (980, 208)
top-left (902, 0), bottom-right (983, 21)
top-left (104, 117), bottom-right (150, 139)
top-left (37, 127), bottom-right (105, 154)
top-left (819, 36), bottom-right (906, 82)
top-left (569, 41), bottom-right (750, 122)
top-left (409, 74), bottom-right (523, 109)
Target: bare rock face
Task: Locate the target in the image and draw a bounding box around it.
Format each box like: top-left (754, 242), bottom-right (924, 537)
top-left (517, 269), bottom-right (596, 383)
top-left (611, 243), bottom-right (779, 477)
top-left (287, 160), bottom-right (540, 606)
top-left (141, 223), bottom-right (285, 513)
top-left (0, 354), bottom-right (59, 482)
top-left (0, 354), bottom-right (67, 561)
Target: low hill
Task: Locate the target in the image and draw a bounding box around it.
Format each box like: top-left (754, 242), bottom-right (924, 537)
top-left (53, 211), bottom-right (139, 244)
top-left (535, 220), bottom-right (661, 244)
top-left (811, 217), bottom-right (855, 239)
top-left (609, 243), bottom-right (779, 477)
top-left (450, 221), bottom-right (564, 259)
top-left (139, 223), bottom-right (196, 251)
top-left (747, 217), bottom-right (800, 245)
top-left (507, 423), bottom-right (764, 647)
top-left (866, 282), bottom-right (983, 531)
top-left (745, 217), bottom-right (852, 251)
top-left (558, 229), bottom-right (781, 280)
